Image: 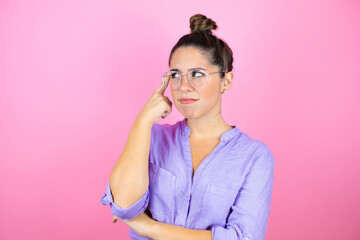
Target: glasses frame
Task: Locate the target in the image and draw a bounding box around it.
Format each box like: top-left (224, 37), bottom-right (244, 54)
top-left (162, 68), bottom-right (227, 90)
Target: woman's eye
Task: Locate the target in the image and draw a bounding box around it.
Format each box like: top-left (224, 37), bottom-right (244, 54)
top-left (171, 72), bottom-right (180, 79)
top-left (192, 71), bottom-right (205, 78)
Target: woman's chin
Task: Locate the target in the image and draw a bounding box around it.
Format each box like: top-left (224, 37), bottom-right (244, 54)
top-left (180, 109), bottom-right (197, 119)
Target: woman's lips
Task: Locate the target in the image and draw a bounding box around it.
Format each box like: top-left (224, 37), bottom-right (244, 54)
top-left (179, 98), bottom-right (199, 104)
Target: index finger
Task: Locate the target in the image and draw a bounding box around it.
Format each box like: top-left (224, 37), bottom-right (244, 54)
top-left (156, 76), bottom-right (170, 95)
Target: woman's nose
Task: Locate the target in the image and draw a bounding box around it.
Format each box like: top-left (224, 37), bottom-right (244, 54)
top-left (178, 74), bottom-right (194, 91)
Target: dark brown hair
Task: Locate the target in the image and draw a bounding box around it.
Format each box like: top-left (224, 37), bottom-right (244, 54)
top-left (168, 14), bottom-right (233, 78)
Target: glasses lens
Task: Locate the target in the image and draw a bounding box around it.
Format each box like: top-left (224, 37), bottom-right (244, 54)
top-left (189, 69), bottom-right (207, 89)
top-left (163, 71), bottom-right (181, 90)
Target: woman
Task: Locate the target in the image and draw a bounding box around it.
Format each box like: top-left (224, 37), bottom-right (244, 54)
top-left (101, 14), bottom-right (274, 240)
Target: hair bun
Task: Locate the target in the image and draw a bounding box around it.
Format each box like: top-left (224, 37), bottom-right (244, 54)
top-left (189, 14), bottom-right (218, 34)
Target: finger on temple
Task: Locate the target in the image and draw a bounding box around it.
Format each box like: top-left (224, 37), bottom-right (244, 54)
top-left (156, 77), bottom-right (169, 95)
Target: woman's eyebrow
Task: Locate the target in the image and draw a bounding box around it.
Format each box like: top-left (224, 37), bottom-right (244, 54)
top-left (169, 67), bottom-right (207, 72)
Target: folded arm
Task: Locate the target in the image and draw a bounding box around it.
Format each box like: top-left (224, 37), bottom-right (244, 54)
top-left (150, 221), bottom-right (212, 240)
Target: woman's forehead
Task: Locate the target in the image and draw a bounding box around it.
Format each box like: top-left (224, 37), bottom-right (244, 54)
top-left (169, 67), bottom-right (207, 72)
top-left (170, 46), bottom-right (213, 70)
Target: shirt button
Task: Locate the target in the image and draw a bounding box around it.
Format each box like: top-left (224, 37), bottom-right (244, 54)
top-left (186, 197), bottom-right (189, 201)
top-left (245, 237), bottom-right (250, 240)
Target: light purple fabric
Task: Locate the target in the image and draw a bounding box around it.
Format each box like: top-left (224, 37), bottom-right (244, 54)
top-left (101, 118), bottom-right (274, 240)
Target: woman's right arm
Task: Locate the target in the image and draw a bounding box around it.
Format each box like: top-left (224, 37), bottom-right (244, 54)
top-left (109, 117), bottom-right (152, 209)
top-left (109, 79), bottom-right (172, 209)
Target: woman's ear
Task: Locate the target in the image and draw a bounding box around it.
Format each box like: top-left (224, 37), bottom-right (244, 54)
top-left (221, 71), bottom-right (233, 94)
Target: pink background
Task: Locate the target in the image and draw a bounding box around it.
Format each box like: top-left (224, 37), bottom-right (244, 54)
top-left (1, 0), bottom-right (359, 239)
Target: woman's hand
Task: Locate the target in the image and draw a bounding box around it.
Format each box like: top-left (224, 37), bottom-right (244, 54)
top-left (136, 77), bottom-right (172, 125)
top-left (112, 213), bottom-right (156, 238)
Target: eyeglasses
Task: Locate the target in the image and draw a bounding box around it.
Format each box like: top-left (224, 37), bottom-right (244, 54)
top-left (162, 68), bottom-right (226, 91)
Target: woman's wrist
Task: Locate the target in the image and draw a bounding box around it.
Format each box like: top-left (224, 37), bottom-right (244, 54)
top-left (134, 113), bottom-right (154, 128)
top-left (146, 219), bottom-right (162, 239)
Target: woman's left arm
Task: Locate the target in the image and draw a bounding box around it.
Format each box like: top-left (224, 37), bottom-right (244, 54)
top-left (116, 213), bottom-right (212, 240)
top-left (209, 151), bottom-right (275, 240)
top-left (150, 220), bottom-right (212, 240)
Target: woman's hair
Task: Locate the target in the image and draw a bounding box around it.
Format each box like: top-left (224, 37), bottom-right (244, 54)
top-left (168, 14), bottom-right (233, 78)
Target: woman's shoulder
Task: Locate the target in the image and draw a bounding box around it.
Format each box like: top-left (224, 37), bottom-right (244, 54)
top-left (151, 121), bottom-right (179, 135)
top-left (233, 131), bottom-right (275, 165)
top-left (151, 119), bottom-right (185, 135)
top-left (150, 119), bottom-right (184, 144)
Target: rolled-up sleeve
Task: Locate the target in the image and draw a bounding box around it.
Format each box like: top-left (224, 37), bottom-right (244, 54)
top-left (100, 182), bottom-right (150, 221)
top-left (211, 151), bottom-right (275, 240)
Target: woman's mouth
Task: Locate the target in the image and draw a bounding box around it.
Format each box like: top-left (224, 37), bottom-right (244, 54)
top-left (179, 98), bottom-right (199, 104)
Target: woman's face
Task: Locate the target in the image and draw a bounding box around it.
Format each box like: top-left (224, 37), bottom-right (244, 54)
top-left (169, 46), bottom-right (230, 120)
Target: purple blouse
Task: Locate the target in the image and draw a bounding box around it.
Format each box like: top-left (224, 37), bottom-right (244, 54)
top-left (101, 118), bottom-right (274, 240)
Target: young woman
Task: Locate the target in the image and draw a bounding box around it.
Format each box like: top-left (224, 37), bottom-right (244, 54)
top-left (101, 14), bottom-right (274, 240)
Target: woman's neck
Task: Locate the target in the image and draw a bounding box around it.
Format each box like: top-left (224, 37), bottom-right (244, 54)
top-left (185, 114), bottom-right (232, 139)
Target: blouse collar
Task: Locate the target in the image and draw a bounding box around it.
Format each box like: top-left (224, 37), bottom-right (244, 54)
top-left (180, 118), bottom-right (240, 144)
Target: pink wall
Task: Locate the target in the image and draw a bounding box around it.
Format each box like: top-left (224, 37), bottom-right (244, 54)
top-left (1, 0), bottom-right (359, 239)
